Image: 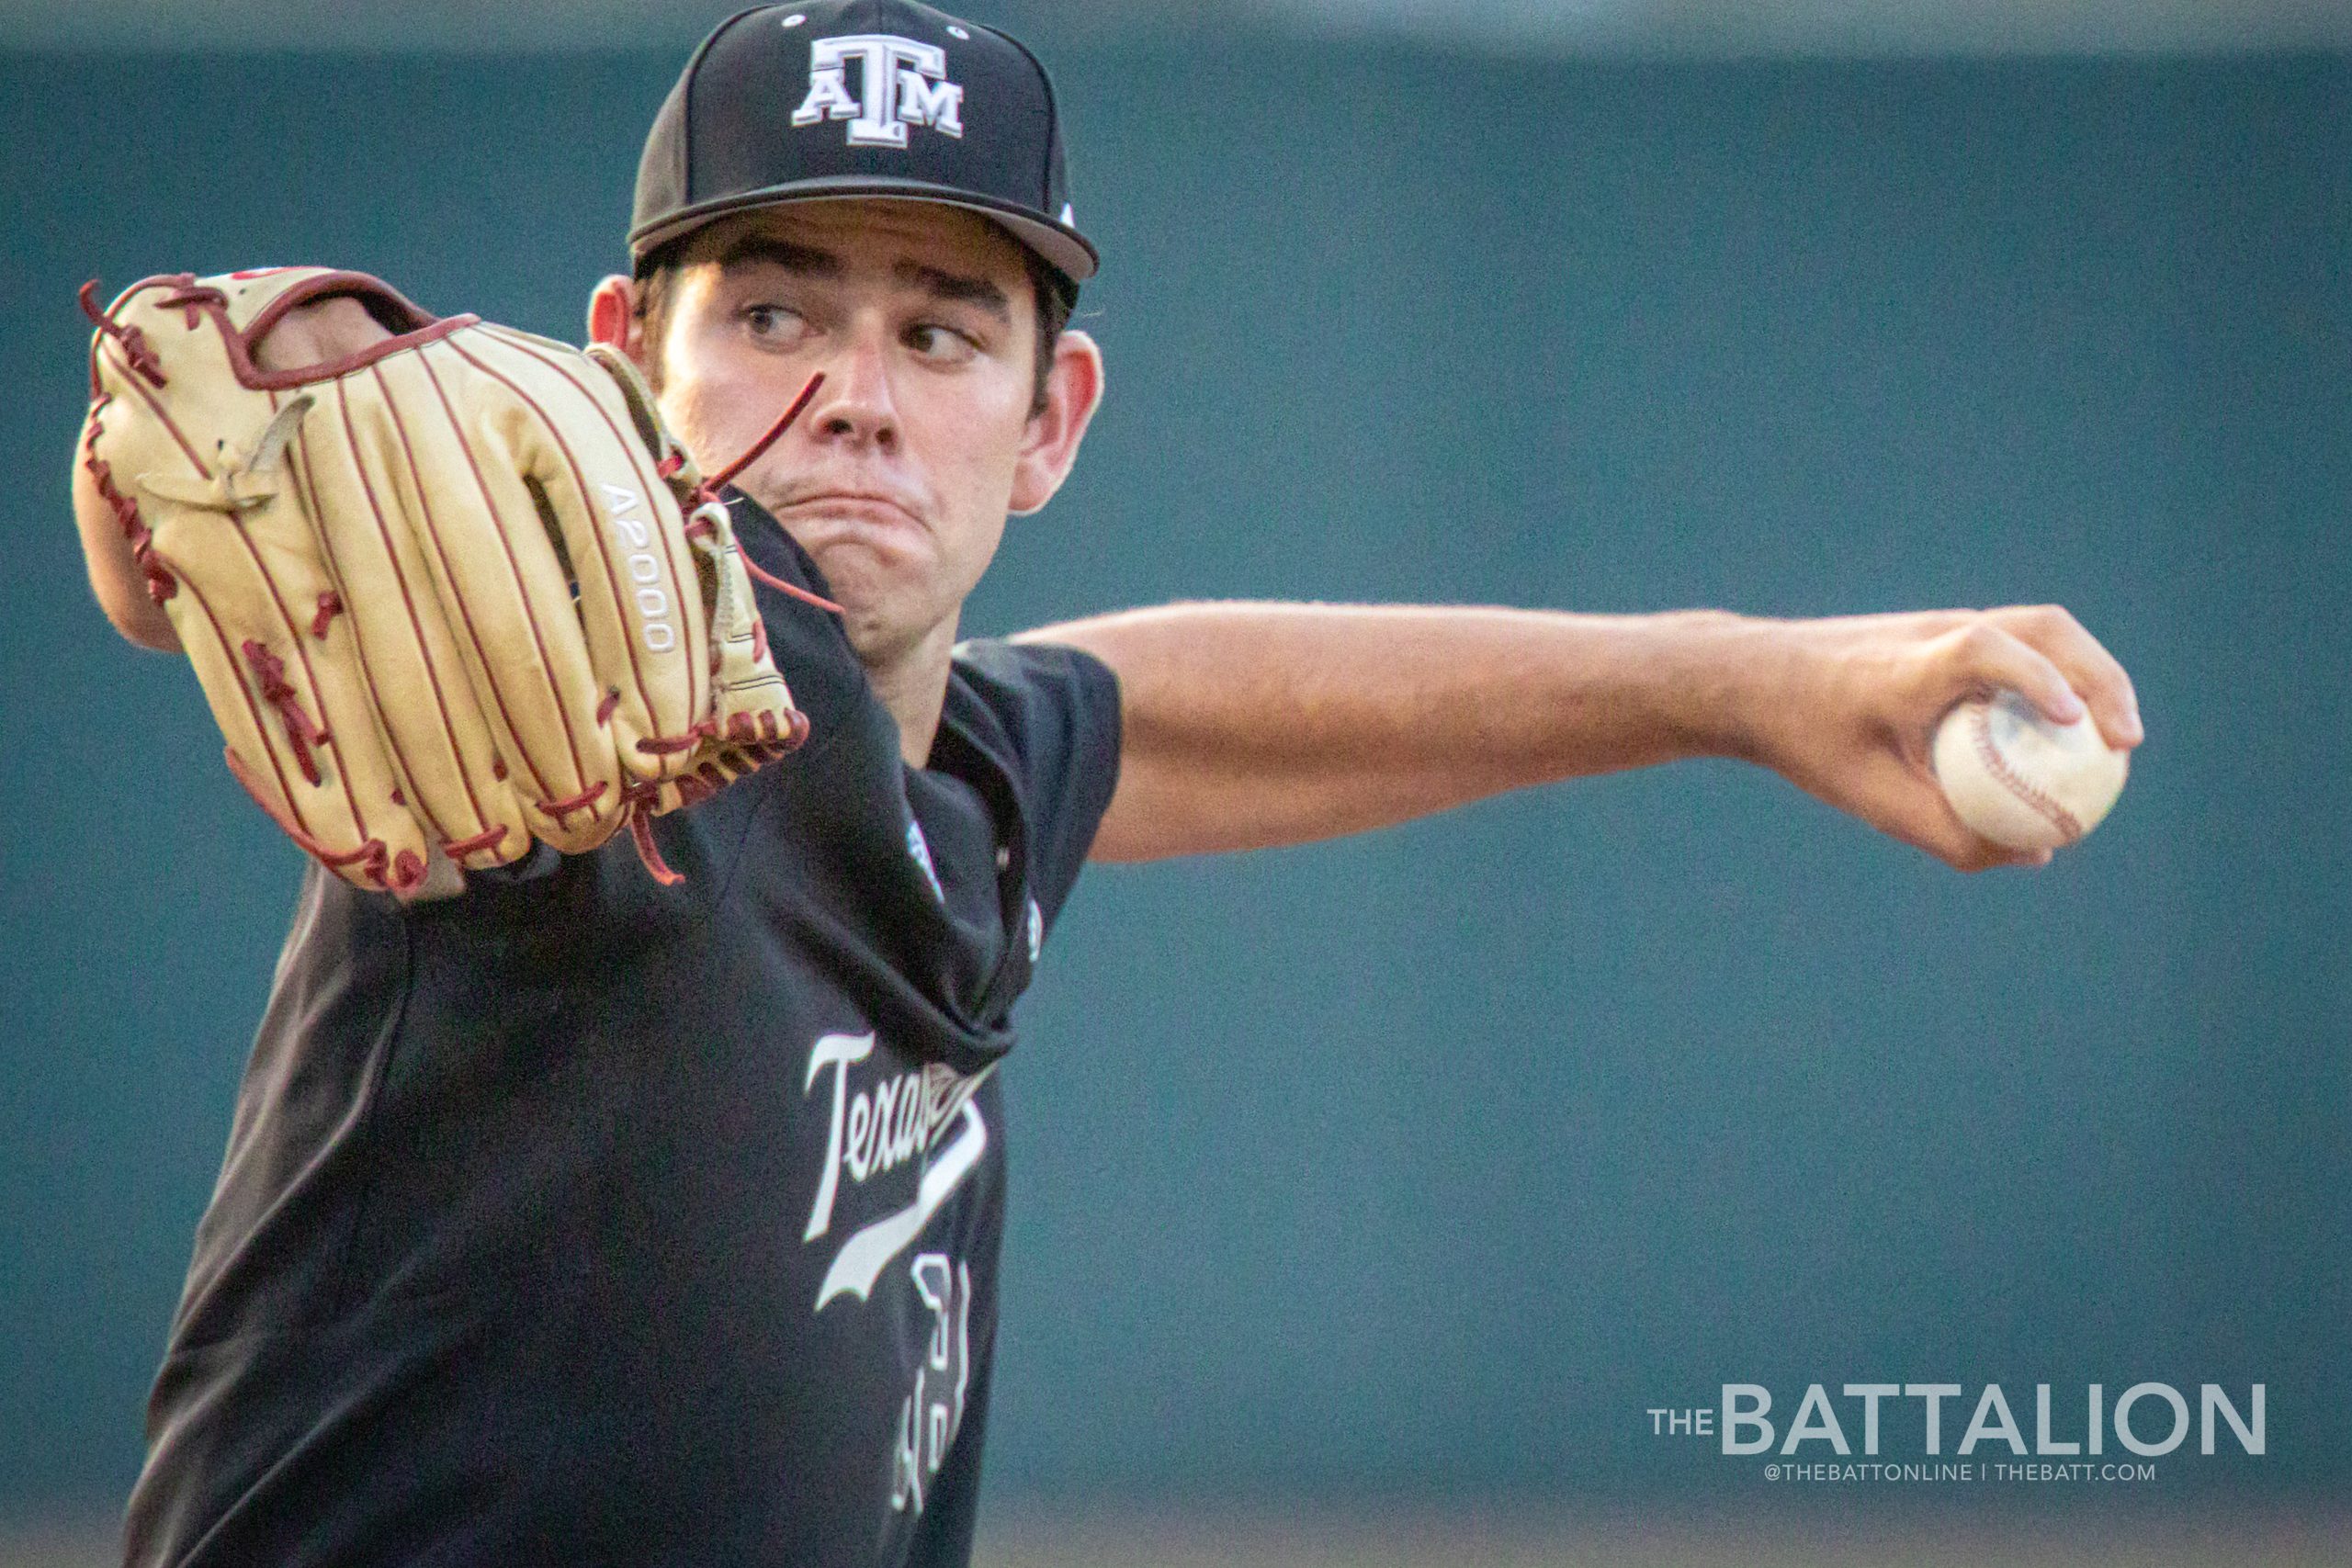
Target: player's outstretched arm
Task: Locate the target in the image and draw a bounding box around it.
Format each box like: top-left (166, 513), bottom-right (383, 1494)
top-left (1019, 602), bottom-right (2142, 872)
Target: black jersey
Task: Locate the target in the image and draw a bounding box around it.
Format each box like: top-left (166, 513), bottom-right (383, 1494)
top-left (122, 495), bottom-right (1123, 1568)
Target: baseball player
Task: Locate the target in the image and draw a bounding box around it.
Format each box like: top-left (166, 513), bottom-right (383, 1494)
top-left (73, 4), bottom-right (2142, 1565)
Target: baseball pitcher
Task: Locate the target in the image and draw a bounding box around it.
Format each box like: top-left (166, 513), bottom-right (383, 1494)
top-left (72, 5), bottom-right (2142, 1564)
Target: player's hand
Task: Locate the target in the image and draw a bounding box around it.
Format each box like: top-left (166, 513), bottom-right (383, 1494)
top-left (251, 293), bottom-right (392, 369)
top-left (74, 293), bottom-right (401, 654)
top-left (76, 266), bottom-right (814, 896)
top-left (1735, 604), bottom-right (2143, 872)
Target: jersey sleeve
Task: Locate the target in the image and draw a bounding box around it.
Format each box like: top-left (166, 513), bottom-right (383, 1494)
top-left (946, 637), bottom-right (1123, 933)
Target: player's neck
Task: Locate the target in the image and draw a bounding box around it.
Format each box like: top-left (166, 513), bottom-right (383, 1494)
top-left (858, 615), bottom-right (961, 770)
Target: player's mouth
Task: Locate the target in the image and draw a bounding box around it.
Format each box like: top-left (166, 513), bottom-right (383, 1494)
top-left (773, 490), bottom-right (931, 541)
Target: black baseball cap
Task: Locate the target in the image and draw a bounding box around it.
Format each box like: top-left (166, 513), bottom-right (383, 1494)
top-left (631, 1), bottom-right (1097, 287)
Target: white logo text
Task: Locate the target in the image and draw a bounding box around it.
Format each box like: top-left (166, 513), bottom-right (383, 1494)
top-left (792, 34), bottom-right (965, 148)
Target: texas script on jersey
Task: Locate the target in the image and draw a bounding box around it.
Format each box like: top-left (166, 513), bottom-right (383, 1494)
top-left (801, 1032), bottom-right (995, 1307)
top-left (800, 1031), bottom-right (995, 1521)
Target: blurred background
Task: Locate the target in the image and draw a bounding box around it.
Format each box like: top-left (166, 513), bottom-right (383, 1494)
top-left (2, 2), bottom-right (2346, 1563)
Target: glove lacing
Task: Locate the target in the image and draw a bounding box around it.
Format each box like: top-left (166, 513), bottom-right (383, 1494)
top-left (622, 372), bottom-right (842, 885)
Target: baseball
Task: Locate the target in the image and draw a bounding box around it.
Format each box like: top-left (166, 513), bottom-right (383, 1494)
top-left (1930, 688), bottom-right (2131, 852)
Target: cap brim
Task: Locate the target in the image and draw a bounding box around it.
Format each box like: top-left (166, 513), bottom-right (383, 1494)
top-left (629, 175), bottom-right (1098, 284)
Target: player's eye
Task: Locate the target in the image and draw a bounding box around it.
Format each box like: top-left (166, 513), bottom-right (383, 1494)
top-left (741, 303), bottom-right (807, 344)
top-left (905, 322), bottom-right (978, 366)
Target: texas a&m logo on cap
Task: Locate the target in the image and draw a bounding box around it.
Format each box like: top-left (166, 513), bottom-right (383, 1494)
top-left (791, 32), bottom-right (965, 148)
top-left (631, 4), bottom-right (1098, 283)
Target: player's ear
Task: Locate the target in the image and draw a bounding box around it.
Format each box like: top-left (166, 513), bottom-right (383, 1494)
top-left (586, 276), bottom-right (646, 364)
top-left (1009, 329), bottom-right (1102, 518)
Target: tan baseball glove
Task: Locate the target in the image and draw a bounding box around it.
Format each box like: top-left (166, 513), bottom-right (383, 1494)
top-left (76, 267), bottom-right (824, 895)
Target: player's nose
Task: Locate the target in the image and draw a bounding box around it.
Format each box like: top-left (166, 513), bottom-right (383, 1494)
top-left (802, 324), bottom-right (899, 454)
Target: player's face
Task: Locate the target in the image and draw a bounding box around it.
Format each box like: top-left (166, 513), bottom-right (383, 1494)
top-left (635, 200), bottom-right (1093, 675)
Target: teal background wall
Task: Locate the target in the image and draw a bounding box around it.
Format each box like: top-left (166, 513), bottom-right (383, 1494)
top-left (2, 33), bottom-right (2345, 1519)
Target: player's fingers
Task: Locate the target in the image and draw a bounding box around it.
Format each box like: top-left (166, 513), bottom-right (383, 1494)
top-left (1932, 618), bottom-right (2086, 728)
top-left (1986, 603), bottom-right (2143, 750)
top-left (1850, 747), bottom-right (2050, 874)
top-left (250, 296), bottom-right (393, 374)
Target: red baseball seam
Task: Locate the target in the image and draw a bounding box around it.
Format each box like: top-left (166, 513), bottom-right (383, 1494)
top-left (1971, 703), bottom-right (2083, 842)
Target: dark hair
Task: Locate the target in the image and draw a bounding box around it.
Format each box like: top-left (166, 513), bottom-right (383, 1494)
top-left (631, 230), bottom-right (1074, 417)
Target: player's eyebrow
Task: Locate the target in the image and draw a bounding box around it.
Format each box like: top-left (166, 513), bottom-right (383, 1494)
top-left (709, 236), bottom-right (1012, 323)
top-left (712, 236), bottom-right (842, 277)
top-left (893, 260), bottom-right (1012, 324)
